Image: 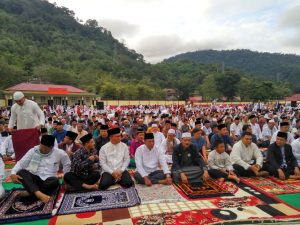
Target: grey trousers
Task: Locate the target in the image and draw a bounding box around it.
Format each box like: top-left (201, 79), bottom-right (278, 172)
top-left (134, 170), bottom-right (166, 184)
top-left (172, 166), bottom-right (203, 184)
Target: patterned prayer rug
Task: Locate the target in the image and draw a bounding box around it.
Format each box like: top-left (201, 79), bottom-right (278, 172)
top-left (0, 188), bottom-right (58, 224)
top-left (241, 177), bottom-right (300, 195)
top-left (269, 176), bottom-right (300, 185)
top-left (57, 187), bottom-right (141, 215)
top-left (174, 180), bottom-right (232, 198)
top-left (135, 184), bottom-right (187, 204)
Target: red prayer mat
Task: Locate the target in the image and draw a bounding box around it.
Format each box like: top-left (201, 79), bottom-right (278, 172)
top-left (12, 128), bottom-right (40, 161)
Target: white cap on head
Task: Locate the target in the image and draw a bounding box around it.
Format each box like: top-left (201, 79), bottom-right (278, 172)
top-left (13, 91), bottom-right (24, 101)
top-left (182, 132), bottom-right (191, 138)
top-left (152, 124), bottom-right (158, 128)
top-left (269, 119), bottom-right (275, 123)
top-left (168, 129), bottom-right (176, 135)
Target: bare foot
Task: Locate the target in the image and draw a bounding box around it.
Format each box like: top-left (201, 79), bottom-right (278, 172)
top-left (229, 175), bottom-right (240, 183)
top-left (289, 175), bottom-right (300, 180)
top-left (35, 191), bottom-right (50, 203)
top-left (18, 191), bottom-right (31, 198)
top-left (158, 179), bottom-right (168, 185)
top-left (82, 183), bottom-right (99, 190)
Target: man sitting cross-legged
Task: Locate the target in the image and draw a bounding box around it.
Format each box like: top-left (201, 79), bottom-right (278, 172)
top-left (172, 132), bottom-right (209, 185)
top-left (64, 134), bottom-right (100, 192)
top-left (134, 133), bottom-right (172, 186)
top-left (208, 140), bottom-right (240, 183)
top-left (230, 132), bottom-right (268, 177)
top-left (99, 127), bottom-right (134, 190)
top-left (10, 135), bottom-right (71, 203)
top-left (266, 131), bottom-right (300, 180)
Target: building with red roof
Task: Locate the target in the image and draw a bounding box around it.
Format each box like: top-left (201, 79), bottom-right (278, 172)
top-left (4, 83), bottom-right (96, 106)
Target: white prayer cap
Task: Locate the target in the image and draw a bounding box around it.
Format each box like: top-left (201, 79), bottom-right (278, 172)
top-left (269, 119), bottom-right (275, 123)
top-left (212, 118), bottom-right (217, 122)
top-left (152, 124), bottom-right (158, 128)
top-left (181, 132), bottom-right (191, 139)
top-left (13, 91), bottom-right (24, 101)
top-left (168, 129), bottom-right (176, 135)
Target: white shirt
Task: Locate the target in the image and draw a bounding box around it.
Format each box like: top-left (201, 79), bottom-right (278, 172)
top-left (203, 126), bottom-right (212, 136)
top-left (0, 135), bottom-right (15, 159)
top-left (230, 123), bottom-right (242, 136)
top-left (291, 138), bottom-right (300, 167)
top-left (208, 150), bottom-right (233, 171)
top-left (250, 123), bottom-right (262, 140)
top-left (262, 126), bottom-right (278, 141)
top-left (230, 141), bottom-right (263, 170)
top-left (99, 141), bottom-right (130, 174)
top-left (11, 146), bottom-right (71, 180)
top-left (135, 144), bottom-right (170, 178)
top-left (270, 131), bottom-right (294, 144)
top-left (159, 138), bottom-right (180, 164)
top-left (9, 99), bottom-right (45, 130)
top-left (153, 131), bottom-right (165, 148)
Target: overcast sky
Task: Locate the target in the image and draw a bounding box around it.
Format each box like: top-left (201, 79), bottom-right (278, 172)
top-left (48, 0), bottom-right (300, 63)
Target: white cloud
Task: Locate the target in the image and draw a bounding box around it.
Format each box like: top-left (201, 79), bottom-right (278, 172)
top-left (49, 0), bottom-right (300, 63)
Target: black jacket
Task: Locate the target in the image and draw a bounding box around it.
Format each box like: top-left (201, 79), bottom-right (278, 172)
top-left (172, 143), bottom-right (206, 172)
top-left (267, 142), bottom-right (298, 170)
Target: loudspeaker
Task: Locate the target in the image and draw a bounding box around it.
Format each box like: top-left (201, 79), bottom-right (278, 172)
top-left (96, 101), bottom-right (104, 110)
top-left (291, 101), bottom-right (297, 107)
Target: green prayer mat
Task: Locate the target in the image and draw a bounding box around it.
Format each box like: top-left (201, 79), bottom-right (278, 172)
top-left (277, 193), bottom-right (300, 209)
top-left (3, 182), bottom-right (23, 190)
top-left (7, 219), bottom-right (49, 225)
top-left (5, 164), bottom-right (15, 169)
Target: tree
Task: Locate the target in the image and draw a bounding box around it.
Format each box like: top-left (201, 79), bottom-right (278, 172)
top-left (215, 72), bottom-right (241, 100)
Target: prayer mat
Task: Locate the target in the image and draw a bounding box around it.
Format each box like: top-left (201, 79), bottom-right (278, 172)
top-left (57, 187), bottom-right (141, 215)
top-left (132, 211), bottom-right (211, 225)
top-left (0, 188), bottom-right (58, 224)
top-left (210, 196), bottom-right (264, 208)
top-left (135, 184), bottom-right (187, 204)
top-left (269, 176), bottom-right (300, 184)
top-left (12, 128), bottom-right (40, 161)
top-left (241, 177), bottom-right (300, 195)
top-left (277, 193), bottom-right (300, 210)
top-left (174, 180), bottom-right (232, 198)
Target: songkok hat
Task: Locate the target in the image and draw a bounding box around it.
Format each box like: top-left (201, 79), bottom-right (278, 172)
top-left (165, 120), bottom-right (171, 124)
top-left (277, 131), bottom-right (288, 139)
top-left (204, 120), bottom-right (210, 124)
top-left (100, 124), bottom-right (109, 130)
top-left (41, 135), bottom-right (55, 147)
top-left (13, 91), bottom-right (24, 101)
top-left (234, 117), bottom-right (240, 120)
top-left (40, 127), bottom-right (48, 134)
top-left (167, 129), bottom-right (176, 135)
top-left (249, 115), bottom-right (256, 119)
top-left (182, 132), bottom-right (192, 138)
top-left (195, 121), bottom-right (201, 125)
top-left (280, 122), bottom-right (289, 127)
top-left (144, 133), bottom-right (154, 140)
top-left (137, 128), bottom-right (144, 134)
top-left (80, 133), bottom-right (93, 144)
top-left (217, 124), bottom-right (226, 130)
top-left (66, 131), bottom-right (78, 141)
top-left (171, 123), bottom-right (177, 127)
top-left (108, 127), bottom-right (120, 137)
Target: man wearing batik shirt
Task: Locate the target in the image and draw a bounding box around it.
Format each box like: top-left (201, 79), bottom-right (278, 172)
top-left (99, 128), bottom-right (133, 190)
top-left (135, 133), bottom-right (172, 186)
top-left (64, 134), bottom-right (100, 192)
top-left (58, 131), bottom-right (81, 159)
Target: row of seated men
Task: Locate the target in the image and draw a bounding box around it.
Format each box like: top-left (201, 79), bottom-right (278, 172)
top-left (7, 126), bottom-right (300, 204)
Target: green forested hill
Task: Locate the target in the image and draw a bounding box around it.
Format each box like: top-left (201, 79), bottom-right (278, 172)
top-left (0, 0), bottom-right (295, 101)
top-left (166, 49), bottom-right (300, 91)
